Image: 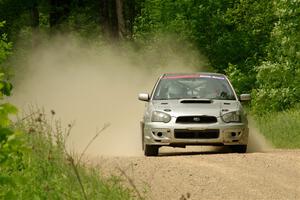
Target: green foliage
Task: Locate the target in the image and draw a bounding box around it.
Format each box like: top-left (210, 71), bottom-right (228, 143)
top-left (225, 63), bottom-right (256, 94)
top-left (0, 110), bottom-right (133, 199)
top-left (0, 22), bottom-right (13, 69)
top-left (134, 0), bottom-right (196, 42)
top-left (0, 23), bottom-right (27, 192)
top-left (255, 107), bottom-right (300, 148)
top-left (251, 0), bottom-right (300, 114)
top-left (252, 62), bottom-right (299, 113)
top-left (267, 0), bottom-right (300, 64)
top-left (134, 0), bottom-right (274, 72)
top-left (68, 12), bottom-right (102, 39)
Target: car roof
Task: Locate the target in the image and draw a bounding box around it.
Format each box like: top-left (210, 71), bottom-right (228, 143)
top-left (162, 72), bottom-right (226, 78)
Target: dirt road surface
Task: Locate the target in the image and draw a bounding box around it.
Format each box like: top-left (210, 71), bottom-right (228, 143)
top-left (94, 148), bottom-right (300, 200)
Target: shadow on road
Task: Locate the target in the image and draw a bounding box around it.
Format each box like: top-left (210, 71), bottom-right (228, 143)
top-left (158, 146), bottom-right (232, 157)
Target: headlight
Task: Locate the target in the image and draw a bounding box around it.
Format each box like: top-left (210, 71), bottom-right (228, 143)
top-left (151, 111), bottom-right (171, 123)
top-left (221, 111), bottom-right (241, 123)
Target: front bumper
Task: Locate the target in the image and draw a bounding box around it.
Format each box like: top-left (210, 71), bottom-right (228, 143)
top-left (143, 120), bottom-right (249, 146)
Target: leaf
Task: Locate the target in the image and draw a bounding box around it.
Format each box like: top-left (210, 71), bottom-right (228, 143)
top-left (0, 128), bottom-right (13, 135)
top-left (1, 82), bottom-right (13, 96)
top-left (0, 128), bottom-right (13, 142)
top-left (0, 103), bottom-right (17, 126)
top-left (0, 103), bottom-right (18, 114)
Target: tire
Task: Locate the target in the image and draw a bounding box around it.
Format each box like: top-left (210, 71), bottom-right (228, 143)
top-left (141, 130), bottom-right (145, 151)
top-left (230, 145), bottom-right (247, 153)
top-left (140, 122), bottom-right (145, 151)
top-left (144, 145), bottom-right (159, 156)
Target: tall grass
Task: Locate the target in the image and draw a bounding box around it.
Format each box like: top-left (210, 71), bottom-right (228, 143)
top-left (255, 108), bottom-right (300, 148)
top-left (0, 108), bottom-right (134, 199)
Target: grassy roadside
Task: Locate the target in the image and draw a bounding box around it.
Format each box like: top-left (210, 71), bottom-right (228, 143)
top-left (254, 108), bottom-right (300, 149)
top-left (0, 109), bottom-right (135, 200)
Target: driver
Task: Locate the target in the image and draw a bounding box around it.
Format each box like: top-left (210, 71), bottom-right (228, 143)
top-left (167, 84), bottom-right (187, 99)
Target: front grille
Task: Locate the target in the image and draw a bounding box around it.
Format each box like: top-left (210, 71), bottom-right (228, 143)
top-left (176, 116), bottom-right (217, 124)
top-left (174, 129), bottom-right (219, 139)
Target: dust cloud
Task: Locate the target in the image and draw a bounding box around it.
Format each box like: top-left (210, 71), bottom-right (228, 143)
top-left (11, 35), bottom-right (205, 156)
top-left (247, 116), bottom-right (273, 152)
top-left (10, 35), bottom-right (270, 156)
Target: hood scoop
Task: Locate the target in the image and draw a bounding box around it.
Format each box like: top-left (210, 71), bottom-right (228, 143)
top-left (180, 99), bottom-right (212, 104)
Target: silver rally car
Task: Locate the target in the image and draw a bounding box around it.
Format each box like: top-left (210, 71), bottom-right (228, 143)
top-left (138, 73), bottom-right (251, 156)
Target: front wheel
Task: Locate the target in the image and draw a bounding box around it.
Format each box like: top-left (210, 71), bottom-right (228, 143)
top-left (230, 145), bottom-right (247, 153)
top-left (140, 122), bottom-right (145, 151)
top-left (144, 145), bottom-right (159, 156)
top-left (141, 130), bottom-right (145, 151)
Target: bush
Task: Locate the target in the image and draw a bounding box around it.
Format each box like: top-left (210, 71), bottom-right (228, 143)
top-left (251, 62), bottom-right (299, 114)
top-left (0, 21), bottom-right (25, 196)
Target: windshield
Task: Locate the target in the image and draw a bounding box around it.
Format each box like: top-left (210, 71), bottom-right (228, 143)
top-left (153, 75), bottom-right (236, 100)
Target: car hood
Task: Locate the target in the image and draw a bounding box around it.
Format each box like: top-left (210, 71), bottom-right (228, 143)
top-left (151, 99), bottom-right (240, 117)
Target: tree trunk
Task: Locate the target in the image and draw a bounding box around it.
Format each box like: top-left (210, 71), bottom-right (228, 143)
top-left (99, 0), bottom-right (110, 37)
top-left (30, 2), bottom-right (39, 28)
top-left (49, 0), bottom-right (58, 28)
top-left (100, 0), bottom-right (118, 39)
top-left (126, 0), bottom-right (135, 38)
top-left (109, 0), bottom-right (118, 39)
top-left (30, 1), bottom-right (39, 47)
top-left (116, 0), bottom-right (125, 39)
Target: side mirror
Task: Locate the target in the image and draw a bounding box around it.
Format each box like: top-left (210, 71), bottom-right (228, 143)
top-left (240, 94), bottom-right (251, 101)
top-left (138, 93), bottom-right (150, 101)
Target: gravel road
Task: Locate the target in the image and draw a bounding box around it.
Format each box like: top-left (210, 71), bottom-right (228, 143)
top-left (95, 148), bottom-right (300, 200)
